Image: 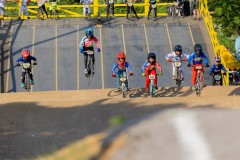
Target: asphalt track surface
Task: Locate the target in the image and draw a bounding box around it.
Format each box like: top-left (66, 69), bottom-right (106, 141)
top-left (6, 23), bottom-right (211, 92)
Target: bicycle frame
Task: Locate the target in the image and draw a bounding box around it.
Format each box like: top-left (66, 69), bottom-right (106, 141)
top-left (174, 61), bottom-right (182, 87)
top-left (149, 74), bottom-right (156, 97)
top-left (86, 50), bottom-right (94, 77)
top-left (119, 74), bottom-right (128, 98)
top-left (195, 65), bottom-right (203, 96)
top-left (22, 63), bottom-right (32, 92)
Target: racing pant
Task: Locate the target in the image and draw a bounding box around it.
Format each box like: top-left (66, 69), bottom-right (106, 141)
top-left (21, 68), bottom-right (33, 83)
top-left (192, 65), bottom-right (204, 85)
top-left (116, 70), bottom-right (128, 89)
top-left (145, 69), bottom-right (157, 91)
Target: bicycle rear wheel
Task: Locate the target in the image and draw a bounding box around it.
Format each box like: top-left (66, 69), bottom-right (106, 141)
top-left (122, 84), bottom-right (127, 98)
top-left (25, 73), bottom-right (31, 92)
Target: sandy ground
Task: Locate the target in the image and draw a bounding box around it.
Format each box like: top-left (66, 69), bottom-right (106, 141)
top-left (0, 86), bottom-right (240, 160)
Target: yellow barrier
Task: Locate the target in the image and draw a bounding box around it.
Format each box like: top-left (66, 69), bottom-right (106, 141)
top-left (199, 0), bottom-right (240, 86)
top-left (3, 1), bottom-right (174, 19)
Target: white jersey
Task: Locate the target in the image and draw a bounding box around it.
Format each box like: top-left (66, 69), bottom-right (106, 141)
top-left (0, 0), bottom-right (6, 8)
top-left (165, 51), bottom-right (189, 62)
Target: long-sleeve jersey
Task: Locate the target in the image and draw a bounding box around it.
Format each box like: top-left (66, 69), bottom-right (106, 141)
top-left (16, 56), bottom-right (37, 63)
top-left (209, 64), bottom-right (227, 74)
top-left (141, 60), bottom-right (162, 73)
top-left (112, 62), bottom-right (133, 73)
top-left (165, 52), bottom-right (189, 61)
top-left (188, 52), bottom-right (209, 65)
top-left (79, 36), bottom-right (100, 51)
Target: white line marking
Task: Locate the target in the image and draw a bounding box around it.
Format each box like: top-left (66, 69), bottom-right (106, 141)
top-left (100, 27), bottom-right (104, 89)
top-left (77, 25), bottom-right (80, 90)
top-left (55, 25), bottom-right (58, 91)
top-left (143, 23), bottom-right (150, 53)
top-left (173, 111), bottom-right (213, 160)
top-left (166, 23), bottom-right (173, 52)
top-left (5, 26), bottom-right (13, 93)
top-left (31, 25), bottom-right (35, 92)
top-left (188, 23), bottom-right (195, 45)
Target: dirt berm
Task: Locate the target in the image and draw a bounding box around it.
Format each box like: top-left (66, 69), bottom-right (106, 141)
top-left (0, 86), bottom-right (240, 160)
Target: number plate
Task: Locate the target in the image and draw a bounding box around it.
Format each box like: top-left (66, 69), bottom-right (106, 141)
top-left (52, 3), bottom-right (56, 6)
top-left (152, 4), bottom-right (156, 8)
top-left (109, 0), bottom-right (114, 3)
top-left (86, 51), bottom-right (94, 55)
top-left (174, 61), bottom-right (182, 68)
top-left (128, 2), bottom-right (133, 6)
top-left (149, 75), bottom-right (155, 80)
top-left (84, 4), bottom-right (90, 8)
top-left (22, 63), bottom-right (31, 69)
top-left (120, 77), bottom-right (127, 82)
top-left (195, 65), bottom-right (203, 70)
top-left (214, 75), bottom-right (221, 81)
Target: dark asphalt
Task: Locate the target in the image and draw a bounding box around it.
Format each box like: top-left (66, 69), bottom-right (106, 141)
top-left (6, 23), bottom-right (211, 92)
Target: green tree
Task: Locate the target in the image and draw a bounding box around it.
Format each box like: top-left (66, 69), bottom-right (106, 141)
top-left (208, 0), bottom-right (240, 52)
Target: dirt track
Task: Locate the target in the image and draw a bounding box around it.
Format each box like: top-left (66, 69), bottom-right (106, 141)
top-left (0, 86), bottom-right (240, 160)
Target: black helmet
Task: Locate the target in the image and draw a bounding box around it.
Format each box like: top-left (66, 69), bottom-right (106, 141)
top-left (148, 52), bottom-right (156, 60)
top-left (174, 45), bottom-right (182, 52)
top-left (194, 44), bottom-right (202, 55)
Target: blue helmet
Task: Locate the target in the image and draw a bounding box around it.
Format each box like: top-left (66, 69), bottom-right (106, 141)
top-left (85, 28), bottom-right (93, 37)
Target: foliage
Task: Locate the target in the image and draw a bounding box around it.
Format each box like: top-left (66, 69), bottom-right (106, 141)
top-left (208, 0), bottom-right (240, 52)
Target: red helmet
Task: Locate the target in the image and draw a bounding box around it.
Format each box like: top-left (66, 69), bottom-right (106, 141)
top-left (117, 52), bottom-right (126, 67)
top-left (22, 49), bottom-right (30, 59)
top-left (117, 52), bottom-right (126, 60)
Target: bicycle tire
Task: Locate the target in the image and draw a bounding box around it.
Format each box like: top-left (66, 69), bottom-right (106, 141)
top-left (122, 84), bottom-right (127, 98)
top-left (176, 69), bottom-right (182, 87)
top-left (26, 73), bottom-right (30, 92)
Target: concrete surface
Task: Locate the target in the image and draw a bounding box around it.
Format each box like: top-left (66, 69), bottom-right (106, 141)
top-left (2, 17), bottom-right (213, 92)
top-left (0, 86), bottom-right (239, 160)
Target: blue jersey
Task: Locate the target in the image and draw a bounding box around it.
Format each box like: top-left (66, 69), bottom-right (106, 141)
top-left (16, 56), bottom-right (37, 63)
top-left (112, 62), bottom-right (133, 73)
top-left (209, 64), bottom-right (227, 74)
top-left (188, 52), bottom-right (209, 65)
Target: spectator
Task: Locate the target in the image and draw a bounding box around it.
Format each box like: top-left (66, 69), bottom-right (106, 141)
top-left (80, 0), bottom-right (92, 18)
top-left (0, 0), bottom-right (9, 27)
top-left (192, 0), bottom-right (200, 20)
top-left (147, 0), bottom-right (156, 20)
top-left (235, 28), bottom-right (240, 60)
top-left (18, 0), bottom-right (30, 19)
top-left (36, 0), bottom-right (49, 19)
top-left (105, 0), bottom-right (114, 18)
top-left (125, 0), bottom-right (139, 20)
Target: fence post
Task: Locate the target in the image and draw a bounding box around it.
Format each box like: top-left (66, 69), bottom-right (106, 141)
top-left (144, 0), bottom-right (149, 17)
top-left (94, 0), bottom-right (98, 16)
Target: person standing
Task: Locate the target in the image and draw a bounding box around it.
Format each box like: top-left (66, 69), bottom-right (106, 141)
top-left (126, 0), bottom-right (139, 20)
top-left (0, 0), bottom-right (9, 27)
top-left (192, 0), bottom-right (200, 20)
top-left (18, 0), bottom-right (30, 19)
top-left (235, 29), bottom-right (240, 60)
